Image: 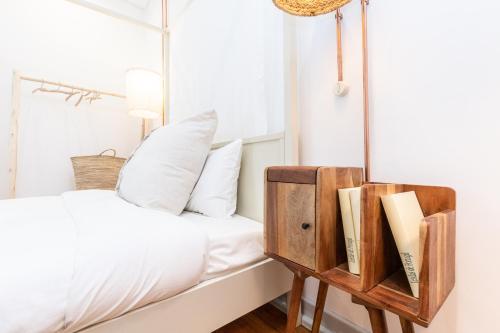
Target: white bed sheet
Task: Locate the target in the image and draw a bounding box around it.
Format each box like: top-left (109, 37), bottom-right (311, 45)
top-left (0, 190), bottom-right (265, 333)
top-left (0, 190), bottom-right (208, 333)
top-left (179, 212), bottom-right (265, 281)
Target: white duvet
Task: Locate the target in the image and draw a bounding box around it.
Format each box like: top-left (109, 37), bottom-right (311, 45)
top-left (0, 190), bottom-right (208, 333)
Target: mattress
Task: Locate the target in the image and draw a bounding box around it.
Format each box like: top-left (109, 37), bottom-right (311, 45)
top-left (0, 190), bottom-right (264, 333)
top-left (179, 212), bottom-right (265, 281)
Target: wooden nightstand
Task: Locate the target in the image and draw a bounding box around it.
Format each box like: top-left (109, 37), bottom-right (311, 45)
top-left (264, 166), bottom-right (363, 273)
top-left (264, 166), bottom-right (363, 333)
top-left (264, 166), bottom-right (456, 333)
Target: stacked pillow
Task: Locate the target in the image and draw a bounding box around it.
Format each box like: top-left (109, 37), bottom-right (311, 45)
top-left (117, 110), bottom-right (243, 218)
top-left (186, 139), bottom-right (242, 218)
top-left (117, 111), bottom-right (217, 215)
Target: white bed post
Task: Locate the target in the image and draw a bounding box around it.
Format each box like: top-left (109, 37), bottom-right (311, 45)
top-left (9, 71), bottom-right (21, 199)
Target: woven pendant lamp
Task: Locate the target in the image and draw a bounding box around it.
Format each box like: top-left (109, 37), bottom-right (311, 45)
top-left (273, 0), bottom-right (352, 16)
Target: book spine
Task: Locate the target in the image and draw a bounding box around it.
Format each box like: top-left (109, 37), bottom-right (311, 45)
top-left (381, 195), bottom-right (420, 298)
top-left (399, 251), bottom-right (419, 297)
top-left (338, 189), bottom-right (360, 275)
top-left (349, 188), bottom-right (362, 260)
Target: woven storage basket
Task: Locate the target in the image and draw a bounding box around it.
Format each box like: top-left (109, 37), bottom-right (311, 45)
top-left (273, 0), bottom-right (351, 16)
top-left (71, 149), bottom-right (126, 190)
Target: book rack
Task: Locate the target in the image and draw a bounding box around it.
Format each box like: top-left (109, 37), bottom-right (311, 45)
top-left (264, 167), bottom-right (456, 333)
top-left (322, 183), bottom-right (456, 328)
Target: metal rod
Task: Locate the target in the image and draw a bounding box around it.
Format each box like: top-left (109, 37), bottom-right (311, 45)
top-left (19, 75), bottom-right (125, 99)
top-left (361, 0), bottom-right (371, 182)
top-left (336, 9), bottom-right (344, 82)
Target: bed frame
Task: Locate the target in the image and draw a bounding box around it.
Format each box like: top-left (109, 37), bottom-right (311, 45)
top-left (79, 132), bottom-right (295, 333)
top-left (15, 3), bottom-right (300, 330)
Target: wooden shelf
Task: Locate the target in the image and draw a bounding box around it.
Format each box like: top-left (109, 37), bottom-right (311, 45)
top-left (379, 269), bottom-right (413, 296)
top-left (321, 263), bottom-right (362, 293)
top-left (264, 166), bottom-right (456, 330)
top-left (367, 269), bottom-right (420, 318)
top-left (359, 184), bottom-right (456, 325)
top-left (322, 183), bottom-right (456, 327)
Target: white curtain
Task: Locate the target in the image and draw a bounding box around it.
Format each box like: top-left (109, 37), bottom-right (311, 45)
top-left (169, 0), bottom-right (285, 142)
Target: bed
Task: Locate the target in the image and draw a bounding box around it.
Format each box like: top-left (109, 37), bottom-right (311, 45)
top-left (0, 133), bottom-right (294, 333)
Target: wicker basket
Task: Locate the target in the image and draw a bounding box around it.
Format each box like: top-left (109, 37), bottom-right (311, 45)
top-left (71, 149), bottom-right (126, 191)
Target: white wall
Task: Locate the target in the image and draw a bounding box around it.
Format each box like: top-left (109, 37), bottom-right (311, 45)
top-left (297, 1), bottom-right (500, 332)
top-left (0, 0), bottom-right (161, 198)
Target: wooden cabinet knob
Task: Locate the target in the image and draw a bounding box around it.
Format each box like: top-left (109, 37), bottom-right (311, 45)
top-left (301, 223), bottom-right (311, 230)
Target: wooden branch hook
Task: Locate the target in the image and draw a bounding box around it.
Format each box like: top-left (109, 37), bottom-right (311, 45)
top-left (65, 89), bottom-right (80, 102)
top-left (75, 90), bottom-right (92, 107)
top-left (31, 80), bottom-right (45, 94)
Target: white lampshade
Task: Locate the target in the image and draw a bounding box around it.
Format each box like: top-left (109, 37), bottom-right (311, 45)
top-left (126, 68), bottom-right (163, 119)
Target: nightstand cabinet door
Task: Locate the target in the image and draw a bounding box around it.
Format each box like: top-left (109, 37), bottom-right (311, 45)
top-left (273, 182), bottom-right (316, 269)
top-left (265, 166), bottom-right (320, 271)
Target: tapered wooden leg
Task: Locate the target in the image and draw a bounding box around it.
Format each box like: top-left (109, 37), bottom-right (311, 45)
top-left (311, 281), bottom-right (329, 333)
top-left (352, 296), bottom-right (388, 333)
top-left (286, 272), bottom-right (306, 333)
top-left (365, 307), bottom-right (388, 333)
top-left (399, 317), bottom-right (415, 333)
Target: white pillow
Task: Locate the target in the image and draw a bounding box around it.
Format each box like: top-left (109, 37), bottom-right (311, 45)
top-left (186, 139), bottom-right (243, 218)
top-left (117, 110), bottom-right (217, 215)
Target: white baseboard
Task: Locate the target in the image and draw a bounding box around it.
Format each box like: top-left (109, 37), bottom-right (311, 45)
top-left (271, 295), bottom-right (368, 333)
top-left (301, 298), bottom-right (368, 333)
top-left (271, 294), bottom-right (289, 314)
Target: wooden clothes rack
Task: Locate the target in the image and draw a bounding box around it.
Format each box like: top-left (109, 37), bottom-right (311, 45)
top-left (8, 71), bottom-right (126, 199)
top-left (23, 75), bottom-right (125, 107)
top-left (21, 75), bottom-right (125, 99)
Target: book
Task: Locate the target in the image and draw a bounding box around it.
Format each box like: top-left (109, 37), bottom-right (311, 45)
top-left (338, 187), bottom-right (361, 275)
top-left (349, 187), bottom-right (362, 260)
top-left (381, 191), bottom-right (424, 298)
